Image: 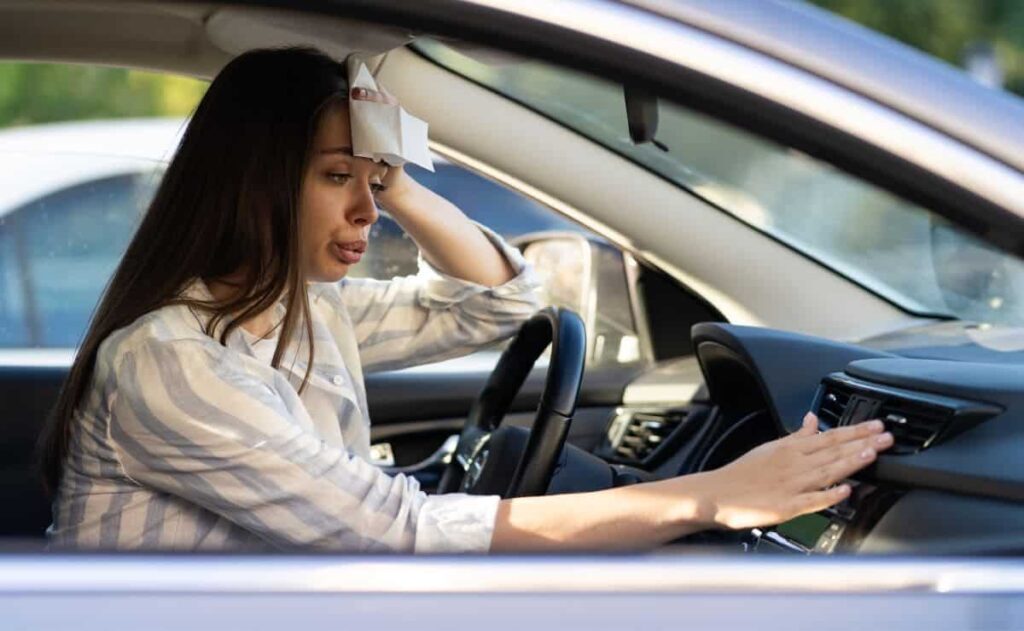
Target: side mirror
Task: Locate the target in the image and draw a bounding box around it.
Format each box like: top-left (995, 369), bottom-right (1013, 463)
top-left (515, 232), bottom-right (652, 368)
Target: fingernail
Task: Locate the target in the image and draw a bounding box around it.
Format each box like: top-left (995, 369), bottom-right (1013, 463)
top-left (868, 420), bottom-right (884, 431)
top-left (860, 448), bottom-right (875, 460)
top-left (352, 87), bottom-right (365, 98)
top-left (874, 433), bottom-right (893, 446)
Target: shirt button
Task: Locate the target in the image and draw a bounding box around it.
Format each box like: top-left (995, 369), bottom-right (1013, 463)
top-left (332, 375), bottom-right (345, 386)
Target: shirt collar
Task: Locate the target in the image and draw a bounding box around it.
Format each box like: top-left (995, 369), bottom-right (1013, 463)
top-left (176, 277), bottom-right (287, 345)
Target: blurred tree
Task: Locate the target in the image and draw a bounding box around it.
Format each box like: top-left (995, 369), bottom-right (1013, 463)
top-left (808, 0), bottom-right (1024, 95)
top-left (0, 63), bottom-right (206, 128)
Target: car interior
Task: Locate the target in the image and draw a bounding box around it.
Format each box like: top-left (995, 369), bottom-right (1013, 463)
top-left (1, 1), bottom-right (1023, 556)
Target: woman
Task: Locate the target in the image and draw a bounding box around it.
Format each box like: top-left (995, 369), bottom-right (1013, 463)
top-left (41, 47), bottom-right (893, 553)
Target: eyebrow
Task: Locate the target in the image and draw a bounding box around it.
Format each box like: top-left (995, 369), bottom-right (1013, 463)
top-left (318, 146), bottom-right (354, 155)
top-left (318, 146), bottom-right (389, 173)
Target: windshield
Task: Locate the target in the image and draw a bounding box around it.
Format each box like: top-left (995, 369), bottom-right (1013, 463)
top-left (415, 40), bottom-right (1024, 327)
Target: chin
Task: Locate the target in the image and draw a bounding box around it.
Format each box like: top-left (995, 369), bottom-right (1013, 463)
top-left (308, 261), bottom-right (350, 283)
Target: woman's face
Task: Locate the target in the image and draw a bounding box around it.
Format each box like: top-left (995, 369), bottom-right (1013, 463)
top-left (299, 103), bottom-right (388, 283)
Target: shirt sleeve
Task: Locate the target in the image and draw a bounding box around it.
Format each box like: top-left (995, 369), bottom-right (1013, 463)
top-left (107, 337), bottom-right (500, 553)
top-left (336, 223), bottom-right (542, 373)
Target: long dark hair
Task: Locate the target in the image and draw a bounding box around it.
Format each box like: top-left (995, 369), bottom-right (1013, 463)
top-left (39, 47), bottom-right (349, 492)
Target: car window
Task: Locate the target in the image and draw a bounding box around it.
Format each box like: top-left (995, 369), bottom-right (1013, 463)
top-left (0, 62), bottom-right (651, 366)
top-left (415, 39), bottom-right (1024, 328)
top-left (0, 137), bottom-right (602, 351)
top-left (0, 61), bottom-right (632, 357)
top-left (0, 172), bottom-right (157, 347)
top-left (0, 61), bottom-right (203, 350)
top-left (0, 127), bottom-right (624, 357)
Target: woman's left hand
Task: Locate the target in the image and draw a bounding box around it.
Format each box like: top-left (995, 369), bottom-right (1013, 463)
top-left (348, 85), bottom-right (514, 286)
top-left (349, 86), bottom-right (415, 207)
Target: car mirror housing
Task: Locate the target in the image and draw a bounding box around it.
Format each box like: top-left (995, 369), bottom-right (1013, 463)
top-left (517, 231), bottom-right (653, 368)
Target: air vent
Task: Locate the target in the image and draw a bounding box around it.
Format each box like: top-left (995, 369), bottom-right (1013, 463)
top-left (605, 409), bottom-right (688, 464)
top-left (874, 400), bottom-right (951, 454)
top-left (817, 382), bottom-right (853, 428)
top-left (814, 374), bottom-right (1001, 455)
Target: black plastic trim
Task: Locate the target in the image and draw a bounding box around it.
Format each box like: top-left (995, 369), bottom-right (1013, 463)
top-left (860, 489), bottom-right (1024, 554)
top-left (365, 364), bottom-right (635, 424)
top-left (692, 323), bottom-right (895, 433)
top-left (689, 323), bottom-right (1024, 504)
top-left (812, 372), bottom-right (1003, 454)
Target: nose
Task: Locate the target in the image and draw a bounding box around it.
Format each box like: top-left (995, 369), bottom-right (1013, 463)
top-left (347, 181), bottom-right (379, 228)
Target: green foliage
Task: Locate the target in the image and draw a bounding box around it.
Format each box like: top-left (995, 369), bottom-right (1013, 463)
top-left (0, 63), bottom-right (207, 128)
top-left (808, 0), bottom-right (1024, 95)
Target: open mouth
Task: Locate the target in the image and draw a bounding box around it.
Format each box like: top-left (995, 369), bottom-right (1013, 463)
top-left (331, 241), bottom-right (366, 265)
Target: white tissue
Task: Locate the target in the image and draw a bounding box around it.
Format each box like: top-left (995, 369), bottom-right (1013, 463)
top-left (347, 56), bottom-right (434, 171)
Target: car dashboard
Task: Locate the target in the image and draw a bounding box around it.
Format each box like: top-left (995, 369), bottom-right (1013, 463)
top-left (596, 322), bottom-right (1024, 555)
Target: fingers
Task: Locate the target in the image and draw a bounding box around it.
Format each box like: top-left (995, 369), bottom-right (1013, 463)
top-left (796, 438), bottom-right (887, 492)
top-left (796, 418), bottom-right (885, 455)
top-left (796, 412), bottom-right (818, 437)
top-left (805, 431), bottom-right (894, 469)
top-left (351, 87), bottom-right (398, 105)
top-left (790, 484), bottom-right (851, 516)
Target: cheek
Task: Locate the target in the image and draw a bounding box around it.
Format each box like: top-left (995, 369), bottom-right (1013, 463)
top-left (298, 179), bottom-right (352, 280)
top-left (300, 181), bottom-right (342, 238)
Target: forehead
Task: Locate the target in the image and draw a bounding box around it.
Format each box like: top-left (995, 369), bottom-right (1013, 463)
top-left (313, 104), bottom-right (352, 149)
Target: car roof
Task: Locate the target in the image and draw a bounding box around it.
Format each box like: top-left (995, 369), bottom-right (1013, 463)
top-left (0, 117), bottom-right (186, 161)
top-left (628, 0), bottom-right (1024, 174)
top-left (0, 118), bottom-right (184, 215)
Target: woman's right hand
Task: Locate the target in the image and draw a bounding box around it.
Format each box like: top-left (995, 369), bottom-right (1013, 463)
top-left (694, 412), bottom-right (894, 530)
top-left (491, 412), bottom-right (894, 552)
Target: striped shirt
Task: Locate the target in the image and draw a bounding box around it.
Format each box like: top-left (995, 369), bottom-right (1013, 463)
top-left (48, 226), bottom-right (540, 553)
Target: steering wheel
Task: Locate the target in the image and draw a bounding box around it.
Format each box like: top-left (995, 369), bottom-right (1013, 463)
top-left (437, 307), bottom-right (586, 498)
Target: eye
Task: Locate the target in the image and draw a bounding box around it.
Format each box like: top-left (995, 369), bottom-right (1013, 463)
top-left (370, 183), bottom-right (389, 195)
top-left (327, 172), bottom-right (352, 184)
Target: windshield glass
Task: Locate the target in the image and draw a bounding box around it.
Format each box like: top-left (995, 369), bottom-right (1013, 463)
top-left (416, 39), bottom-right (1024, 327)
